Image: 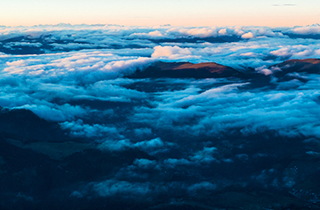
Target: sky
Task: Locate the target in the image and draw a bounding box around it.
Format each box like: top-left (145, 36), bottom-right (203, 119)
top-left (1, 0), bottom-right (319, 27)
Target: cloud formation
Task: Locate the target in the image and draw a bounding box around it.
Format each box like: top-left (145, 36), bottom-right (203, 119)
top-left (1, 24), bottom-right (320, 209)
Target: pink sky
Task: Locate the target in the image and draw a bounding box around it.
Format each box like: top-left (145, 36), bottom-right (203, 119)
top-left (1, 0), bottom-right (319, 27)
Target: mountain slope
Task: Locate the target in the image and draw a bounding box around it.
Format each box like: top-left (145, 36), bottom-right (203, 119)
top-left (272, 58), bottom-right (320, 75)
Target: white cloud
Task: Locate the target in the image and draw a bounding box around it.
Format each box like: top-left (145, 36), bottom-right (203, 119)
top-left (16, 103), bottom-right (87, 122)
top-left (130, 30), bottom-right (164, 38)
top-left (255, 66), bottom-right (273, 75)
top-left (270, 48), bottom-right (291, 57)
top-left (6, 60), bottom-right (27, 66)
top-left (168, 27), bottom-right (218, 38)
top-left (291, 24), bottom-right (320, 35)
top-left (102, 57), bottom-right (154, 74)
top-left (241, 32), bottom-right (254, 39)
top-left (151, 46), bottom-right (192, 59)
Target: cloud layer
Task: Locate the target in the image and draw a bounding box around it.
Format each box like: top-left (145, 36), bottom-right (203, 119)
top-left (1, 24), bottom-right (320, 209)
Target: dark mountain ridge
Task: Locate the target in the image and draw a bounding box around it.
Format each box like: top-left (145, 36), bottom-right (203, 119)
top-left (0, 107), bottom-right (70, 142)
top-left (272, 58), bottom-right (320, 75)
top-left (128, 61), bottom-right (244, 79)
top-left (129, 58), bottom-right (320, 80)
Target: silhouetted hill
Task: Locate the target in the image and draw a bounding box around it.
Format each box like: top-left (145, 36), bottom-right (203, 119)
top-left (272, 58), bottom-right (320, 75)
top-left (128, 61), bottom-right (244, 79)
top-left (0, 135), bottom-right (153, 210)
top-left (0, 107), bottom-right (70, 142)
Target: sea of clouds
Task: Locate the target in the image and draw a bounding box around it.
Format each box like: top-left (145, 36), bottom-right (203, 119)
top-left (1, 24), bottom-right (320, 202)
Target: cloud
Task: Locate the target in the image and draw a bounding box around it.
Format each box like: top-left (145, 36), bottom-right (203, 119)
top-left (93, 180), bottom-right (151, 197)
top-left (98, 139), bottom-right (132, 151)
top-left (2, 24), bottom-right (320, 209)
top-left (60, 119), bottom-right (123, 138)
top-left (1, 51), bottom-right (156, 84)
top-left (1, 44), bottom-right (319, 144)
top-left (255, 66), bottom-right (274, 75)
top-left (151, 46), bottom-right (192, 59)
top-left (241, 32), bottom-right (255, 39)
top-left (18, 103), bottom-right (87, 122)
top-left (167, 27), bottom-right (218, 38)
top-left (290, 24), bottom-right (320, 35)
top-left (162, 146), bottom-right (219, 169)
top-left (163, 158), bottom-right (192, 167)
top-left (129, 30), bottom-right (164, 39)
top-left (129, 77), bottom-right (320, 141)
top-left (189, 147), bottom-right (218, 164)
top-left (133, 158), bottom-right (160, 170)
top-left (188, 181), bottom-right (217, 193)
top-left (134, 137), bottom-right (163, 150)
top-left (6, 60), bottom-right (27, 66)
top-left (3, 42), bottom-right (43, 49)
top-left (102, 57), bottom-right (154, 75)
top-left (273, 4), bottom-right (296, 6)
top-left (0, 24), bottom-right (319, 71)
top-left (134, 138), bottom-right (174, 155)
top-left (133, 127), bottom-right (153, 137)
top-left (99, 137), bottom-right (173, 155)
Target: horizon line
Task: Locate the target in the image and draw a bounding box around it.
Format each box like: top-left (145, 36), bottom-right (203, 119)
top-left (1, 23), bottom-right (320, 28)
